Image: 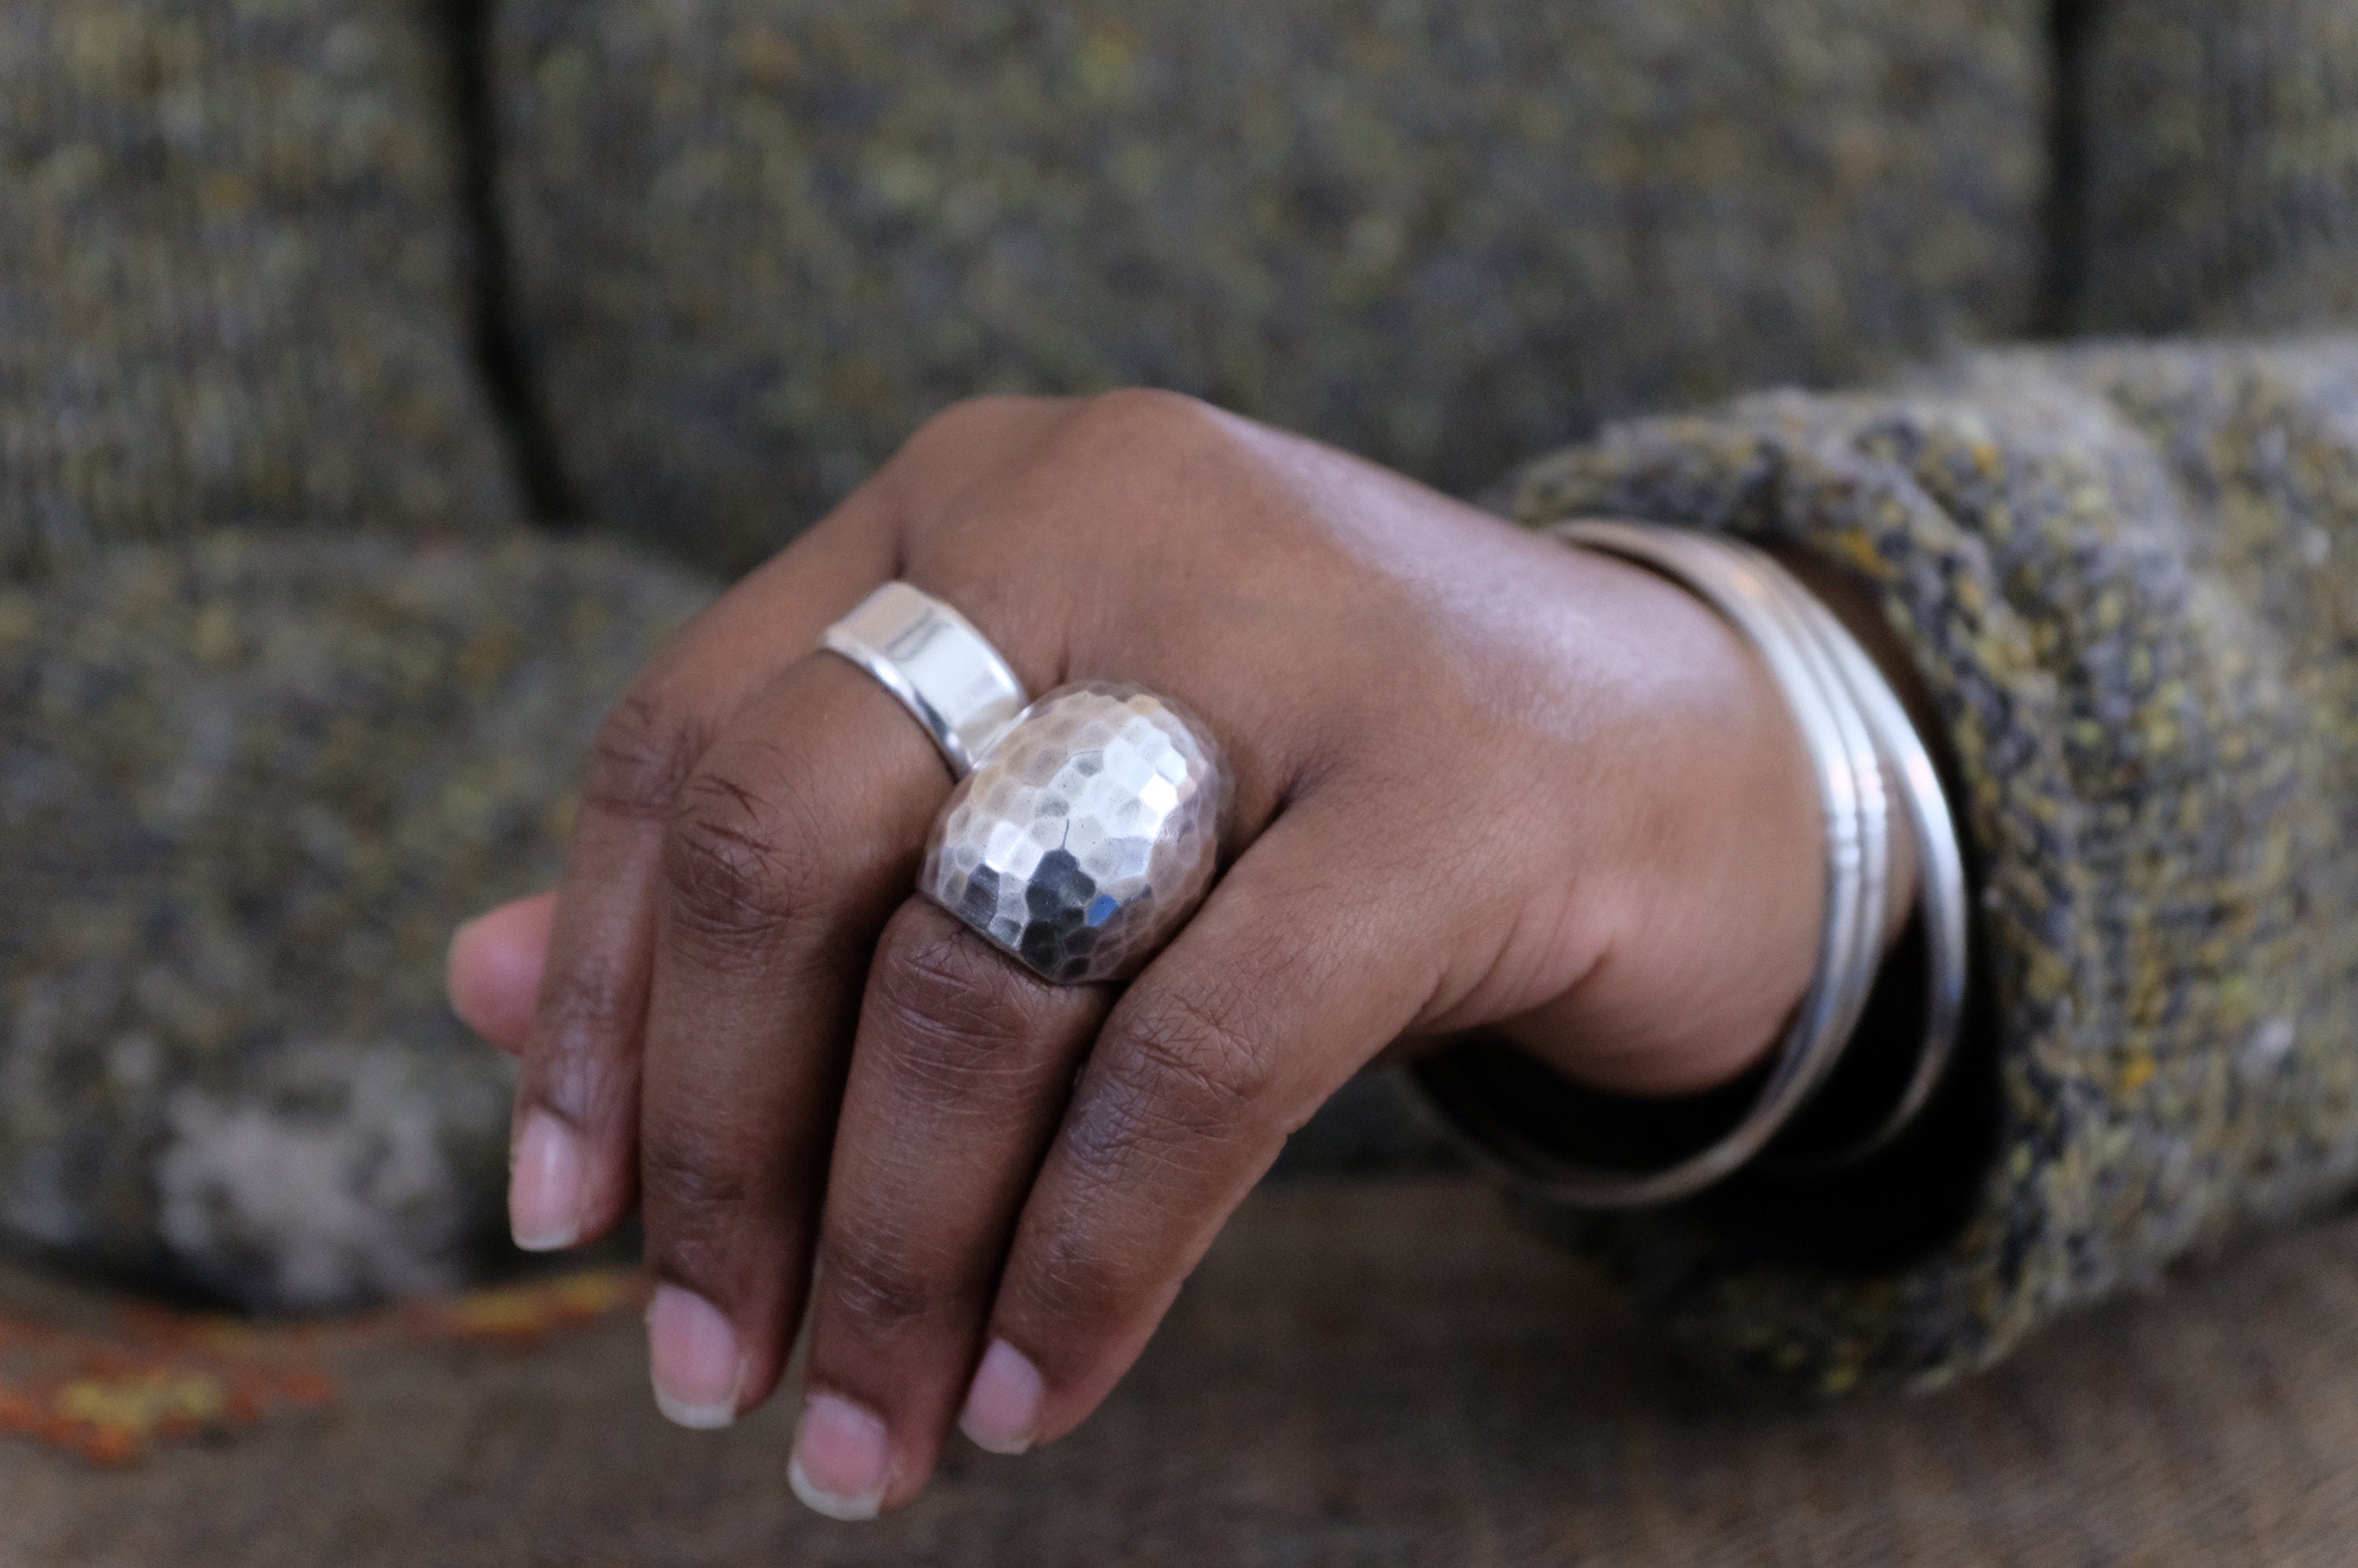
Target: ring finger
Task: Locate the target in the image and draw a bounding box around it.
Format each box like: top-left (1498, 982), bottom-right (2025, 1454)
top-left (634, 554), bottom-right (1085, 1424)
top-left (507, 397), bottom-right (1074, 1258)
top-left (784, 684), bottom-right (1283, 1515)
top-left (635, 653), bottom-right (953, 1425)
top-left (788, 902), bottom-right (1110, 1518)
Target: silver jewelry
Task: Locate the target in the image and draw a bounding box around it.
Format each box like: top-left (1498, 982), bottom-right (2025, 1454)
top-left (1731, 538), bottom-right (1970, 1162)
top-left (919, 682), bottom-right (1230, 986)
top-left (820, 582), bottom-right (1029, 777)
top-left (1737, 538), bottom-right (1893, 1123)
top-left (1408, 521), bottom-right (1967, 1206)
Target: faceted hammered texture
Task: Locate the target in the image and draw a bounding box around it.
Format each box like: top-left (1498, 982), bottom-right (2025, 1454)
top-left (921, 683), bottom-right (1229, 985)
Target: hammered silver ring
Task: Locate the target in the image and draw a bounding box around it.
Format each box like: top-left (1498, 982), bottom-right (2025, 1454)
top-left (917, 682), bottom-right (1231, 986)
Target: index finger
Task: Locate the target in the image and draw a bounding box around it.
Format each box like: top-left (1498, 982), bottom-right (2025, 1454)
top-left (505, 505), bottom-right (895, 1252)
top-left (507, 395), bottom-right (1085, 1254)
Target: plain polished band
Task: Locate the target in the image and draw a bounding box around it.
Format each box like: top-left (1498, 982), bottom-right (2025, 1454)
top-left (820, 582), bottom-right (1030, 778)
top-left (821, 584), bottom-right (1230, 988)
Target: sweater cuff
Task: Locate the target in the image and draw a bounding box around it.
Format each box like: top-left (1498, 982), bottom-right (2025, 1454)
top-left (1488, 344), bottom-right (2337, 1391)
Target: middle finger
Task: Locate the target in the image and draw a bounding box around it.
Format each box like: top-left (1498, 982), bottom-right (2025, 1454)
top-left (788, 901), bottom-right (1109, 1517)
top-left (635, 652), bottom-right (949, 1427)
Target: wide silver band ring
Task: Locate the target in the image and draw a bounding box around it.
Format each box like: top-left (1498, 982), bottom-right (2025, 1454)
top-left (821, 582), bottom-right (1029, 777)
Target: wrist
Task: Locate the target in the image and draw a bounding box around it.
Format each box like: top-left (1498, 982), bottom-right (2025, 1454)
top-left (1405, 521), bottom-right (1971, 1205)
top-left (1503, 539), bottom-right (1940, 1098)
top-left (1489, 543), bottom-right (1842, 1099)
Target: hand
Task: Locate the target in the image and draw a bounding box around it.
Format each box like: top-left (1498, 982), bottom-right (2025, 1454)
top-left (449, 391), bottom-right (1849, 1517)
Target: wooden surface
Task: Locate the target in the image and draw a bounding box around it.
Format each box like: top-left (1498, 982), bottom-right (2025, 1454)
top-left (2, 1177), bottom-right (2356, 1566)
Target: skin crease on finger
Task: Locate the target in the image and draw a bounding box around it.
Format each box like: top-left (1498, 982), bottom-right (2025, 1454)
top-left (446, 388), bottom-right (1930, 1518)
top-left (493, 399), bottom-right (1080, 1277)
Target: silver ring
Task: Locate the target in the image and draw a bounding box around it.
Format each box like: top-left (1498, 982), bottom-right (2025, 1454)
top-left (919, 682), bottom-right (1231, 986)
top-left (820, 582), bottom-right (1028, 777)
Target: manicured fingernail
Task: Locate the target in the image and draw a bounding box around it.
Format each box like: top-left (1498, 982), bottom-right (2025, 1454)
top-left (508, 1109), bottom-right (584, 1252)
top-left (958, 1338), bottom-right (1043, 1456)
top-left (646, 1284), bottom-right (746, 1430)
top-left (788, 1392), bottom-right (891, 1521)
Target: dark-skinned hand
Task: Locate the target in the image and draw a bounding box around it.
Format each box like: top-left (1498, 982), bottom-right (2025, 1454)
top-left (447, 391), bottom-right (1916, 1518)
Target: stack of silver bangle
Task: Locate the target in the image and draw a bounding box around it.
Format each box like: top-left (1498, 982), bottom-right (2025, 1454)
top-left (1412, 520), bottom-right (1970, 1207)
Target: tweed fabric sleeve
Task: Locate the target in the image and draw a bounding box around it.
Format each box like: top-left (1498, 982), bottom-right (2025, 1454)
top-left (1486, 338), bottom-right (2358, 1391)
top-left (0, 534), bottom-right (713, 1309)
top-left (0, 0), bottom-right (521, 578)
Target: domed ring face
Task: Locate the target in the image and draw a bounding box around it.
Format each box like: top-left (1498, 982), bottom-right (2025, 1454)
top-left (919, 682), bottom-right (1230, 985)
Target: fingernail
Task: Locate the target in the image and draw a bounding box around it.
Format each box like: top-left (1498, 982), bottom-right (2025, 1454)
top-left (509, 1109), bottom-right (585, 1252)
top-left (958, 1338), bottom-right (1043, 1456)
top-left (646, 1284), bottom-right (746, 1430)
top-left (788, 1392), bottom-right (891, 1521)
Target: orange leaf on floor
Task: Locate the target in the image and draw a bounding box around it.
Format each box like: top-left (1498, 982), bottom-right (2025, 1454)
top-left (0, 1268), bottom-right (648, 1465)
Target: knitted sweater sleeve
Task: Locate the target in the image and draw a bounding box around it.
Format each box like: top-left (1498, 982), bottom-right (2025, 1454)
top-left (1489, 337), bottom-right (2358, 1391)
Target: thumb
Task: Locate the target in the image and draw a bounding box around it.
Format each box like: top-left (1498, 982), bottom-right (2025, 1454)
top-left (448, 892), bottom-right (557, 1054)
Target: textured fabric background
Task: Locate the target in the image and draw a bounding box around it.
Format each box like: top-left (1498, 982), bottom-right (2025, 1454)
top-left (492, 0), bottom-right (2048, 573)
top-left (2073, 0), bottom-right (2358, 333)
top-left (0, 534), bottom-right (710, 1307)
top-left (2, 0), bottom-right (2358, 1394)
top-left (0, 0), bottom-right (522, 578)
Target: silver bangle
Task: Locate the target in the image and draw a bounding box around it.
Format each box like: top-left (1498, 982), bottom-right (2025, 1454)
top-left (1405, 521), bottom-right (1967, 1206)
top-left (1729, 538), bottom-right (1970, 1164)
top-left (1725, 534), bottom-right (1894, 1122)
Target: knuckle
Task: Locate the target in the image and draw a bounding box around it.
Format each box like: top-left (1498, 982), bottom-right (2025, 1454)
top-left (1060, 390), bottom-right (1241, 478)
top-left (866, 918), bottom-right (1043, 1091)
top-left (585, 690), bottom-right (706, 821)
top-left (1012, 1228), bottom-right (1141, 1335)
top-left (637, 1122), bottom-right (755, 1262)
top-left (922, 393), bottom-right (1052, 438)
top-left (1074, 386), bottom-right (1220, 442)
top-left (818, 1231), bottom-right (954, 1341)
top-left (538, 951), bottom-right (637, 1042)
top-left (529, 955), bottom-right (641, 1109)
top-left (1076, 984), bottom-right (1277, 1164)
top-left (659, 766), bottom-right (823, 959)
top-left (897, 395), bottom-right (1069, 479)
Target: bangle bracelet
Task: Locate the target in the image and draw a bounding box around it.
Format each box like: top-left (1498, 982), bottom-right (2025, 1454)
top-left (1404, 521), bottom-right (1968, 1206)
top-left (1728, 537), bottom-right (1970, 1165)
top-left (1409, 520), bottom-right (1890, 1206)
